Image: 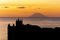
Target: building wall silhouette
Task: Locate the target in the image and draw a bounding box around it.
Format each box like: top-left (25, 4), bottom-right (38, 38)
top-left (8, 19), bottom-right (60, 40)
top-left (8, 19), bottom-right (60, 32)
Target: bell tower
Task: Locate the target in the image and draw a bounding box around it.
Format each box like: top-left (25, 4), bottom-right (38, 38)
top-left (16, 19), bottom-right (23, 27)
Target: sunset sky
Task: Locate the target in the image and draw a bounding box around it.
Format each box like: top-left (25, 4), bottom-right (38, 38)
top-left (0, 0), bottom-right (60, 17)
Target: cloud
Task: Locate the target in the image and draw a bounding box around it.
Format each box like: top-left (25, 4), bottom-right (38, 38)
top-left (17, 6), bottom-right (26, 9)
top-left (4, 6), bottom-right (9, 8)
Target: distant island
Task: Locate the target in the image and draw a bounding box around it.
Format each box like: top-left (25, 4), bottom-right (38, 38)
top-left (29, 13), bottom-right (47, 18)
top-left (0, 13), bottom-right (60, 21)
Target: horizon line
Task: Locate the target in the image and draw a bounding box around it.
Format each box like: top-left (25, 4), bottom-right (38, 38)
top-left (0, 17), bottom-right (60, 18)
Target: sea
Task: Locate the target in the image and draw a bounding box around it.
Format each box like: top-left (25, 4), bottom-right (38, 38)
top-left (0, 17), bottom-right (60, 40)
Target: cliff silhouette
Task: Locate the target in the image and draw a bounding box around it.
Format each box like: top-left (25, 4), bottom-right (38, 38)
top-left (8, 19), bottom-right (60, 40)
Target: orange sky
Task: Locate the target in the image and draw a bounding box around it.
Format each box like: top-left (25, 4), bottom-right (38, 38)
top-left (0, 0), bottom-right (60, 17)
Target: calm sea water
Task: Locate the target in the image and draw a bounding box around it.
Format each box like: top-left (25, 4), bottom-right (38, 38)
top-left (0, 17), bottom-right (60, 40)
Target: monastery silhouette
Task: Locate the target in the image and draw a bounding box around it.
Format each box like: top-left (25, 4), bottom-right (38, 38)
top-left (8, 19), bottom-right (60, 40)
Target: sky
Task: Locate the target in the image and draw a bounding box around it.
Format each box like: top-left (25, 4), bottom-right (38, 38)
top-left (0, 0), bottom-right (60, 17)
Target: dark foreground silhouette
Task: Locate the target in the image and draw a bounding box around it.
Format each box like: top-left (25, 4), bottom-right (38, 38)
top-left (8, 19), bottom-right (60, 40)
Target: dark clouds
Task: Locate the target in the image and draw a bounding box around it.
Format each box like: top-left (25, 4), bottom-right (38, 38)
top-left (4, 6), bottom-right (9, 8)
top-left (17, 6), bottom-right (26, 9)
top-left (0, 6), bottom-right (26, 9)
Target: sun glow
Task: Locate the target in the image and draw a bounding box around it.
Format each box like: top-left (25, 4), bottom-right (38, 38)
top-left (0, 0), bottom-right (6, 2)
top-left (0, 0), bottom-right (51, 4)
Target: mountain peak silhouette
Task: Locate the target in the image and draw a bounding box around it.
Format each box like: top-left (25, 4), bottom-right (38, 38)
top-left (30, 13), bottom-right (46, 18)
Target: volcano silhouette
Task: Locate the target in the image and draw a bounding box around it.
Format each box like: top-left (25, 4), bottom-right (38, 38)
top-left (29, 13), bottom-right (47, 18)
